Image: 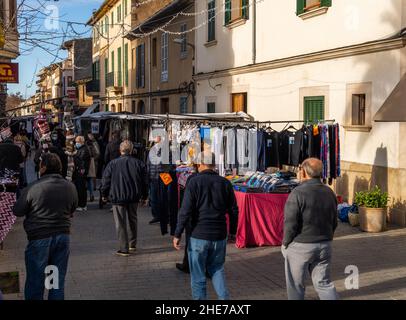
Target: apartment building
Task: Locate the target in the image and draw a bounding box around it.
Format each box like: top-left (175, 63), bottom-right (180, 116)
top-left (35, 63), bottom-right (63, 112)
top-left (126, 0), bottom-right (195, 114)
top-left (62, 38), bottom-right (93, 110)
top-left (0, 0), bottom-right (19, 115)
top-left (195, 0), bottom-right (406, 222)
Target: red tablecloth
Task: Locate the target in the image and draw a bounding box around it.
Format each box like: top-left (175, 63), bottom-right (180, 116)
top-left (234, 191), bottom-right (289, 248)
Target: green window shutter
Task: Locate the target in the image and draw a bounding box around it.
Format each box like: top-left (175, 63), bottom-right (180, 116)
top-left (321, 0), bottom-right (332, 7)
top-left (208, 0), bottom-right (216, 42)
top-left (225, 0), bottom-right (231, 25)
top-left (111, 51), bottom-right (115, 74)
top-left (104, 58), bottom-right (108, 86)
top-left (111, 12), bottom-right (114, 27)
top-left (296, 0), bottom-right (305, 15)
top-left (125, 0), bottom-right (128, 16)
top-left (124, 44), bottom-right (128, 86)
top-left (304, 96), bottom-right (325, 123)
top-left (241, 0), bottom-right (249, 19)
top-left (117, 47), bottom-right (122, 87)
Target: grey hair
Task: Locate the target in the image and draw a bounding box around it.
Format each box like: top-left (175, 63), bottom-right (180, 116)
top-left (302, 158), bottom-right (323, 178)
top-left (120, 140), bottom-right (134, 155)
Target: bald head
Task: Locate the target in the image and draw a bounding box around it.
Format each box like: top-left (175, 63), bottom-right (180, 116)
top-left (301, 158), bottom-right (323, 180)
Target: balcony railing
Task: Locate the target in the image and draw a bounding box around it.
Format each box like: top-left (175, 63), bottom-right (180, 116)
top-left (106, 72), bottom-right (123, 89)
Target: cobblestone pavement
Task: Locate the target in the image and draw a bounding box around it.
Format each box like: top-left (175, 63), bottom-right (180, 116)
top-left (2, 203), bottom-right (406, 300)
top-left (1, 162), bottom-right (406, 300)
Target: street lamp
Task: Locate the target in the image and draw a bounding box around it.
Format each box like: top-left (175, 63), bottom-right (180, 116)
top-left (173, 38), bottom-right (196, 113)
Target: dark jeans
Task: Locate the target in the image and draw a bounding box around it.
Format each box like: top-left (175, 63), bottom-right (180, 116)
top-left (149, 180), bottom-right (160, 220)
top-left (73, 176), bottom-right (87, 208)
top-left (151, 177), bottom-right (178, 235)
top-left (112, 203), bottom-right (138, 252)
top-left (24, 234), bottom-right (70, 300)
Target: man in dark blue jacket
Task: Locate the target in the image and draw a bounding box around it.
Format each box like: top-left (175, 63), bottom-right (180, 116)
top-left (173, 152), bottom-right (239, 300)
top-left (101, 140), bottom-right (148, 257)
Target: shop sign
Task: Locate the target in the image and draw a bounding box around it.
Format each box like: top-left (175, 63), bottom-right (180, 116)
top-left (0, 63), bottom-right (19, 83)
top-left (67, 87), bottom-right (77, 99)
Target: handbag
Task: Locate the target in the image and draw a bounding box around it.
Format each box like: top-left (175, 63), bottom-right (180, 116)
top-left (0, 185), bottom-right (17, 243)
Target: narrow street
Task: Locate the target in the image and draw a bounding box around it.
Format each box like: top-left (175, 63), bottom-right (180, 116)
top-left (1, 159), bottom-right (406, 300)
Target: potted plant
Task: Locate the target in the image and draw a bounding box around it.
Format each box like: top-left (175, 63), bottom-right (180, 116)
top-left (354, 186), bottom-right (389, 233)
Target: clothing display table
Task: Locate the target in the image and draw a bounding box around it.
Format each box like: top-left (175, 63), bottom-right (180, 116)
top-left (234, 191), bottom-right (289, 248)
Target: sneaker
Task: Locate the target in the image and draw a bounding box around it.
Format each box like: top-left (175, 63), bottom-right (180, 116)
top-left (129, 246), bottom-right (137, 252)
top-left (116, 251), bottom-right (130, 257)
top-left (149, 218), bottom-right (160, 225)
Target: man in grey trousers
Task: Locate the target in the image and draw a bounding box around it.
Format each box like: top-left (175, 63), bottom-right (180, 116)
top-left (282, 158), bottom-right (339, 300)
top-left (101, 141), bottom-right (148, 257)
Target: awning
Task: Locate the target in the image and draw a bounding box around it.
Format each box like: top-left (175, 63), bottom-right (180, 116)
top-left (374, 73), bottom-right (406, 122)
top-left (126, 0), bottom-right (192, 38)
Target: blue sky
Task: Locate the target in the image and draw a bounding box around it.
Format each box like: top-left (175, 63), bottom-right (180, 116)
top-left (9, 0), bottom-right (104, 98)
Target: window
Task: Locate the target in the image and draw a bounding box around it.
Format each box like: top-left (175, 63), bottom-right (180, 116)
top-left (118, 103), bottom-right (122, 113)
top-left (161, 33), bottom-right (169, 82)
top-left (132, 100), bottom-right (136, 114)
top-left (136, 44), bottom-right (145, 88)
top-left (132, 48), bottom-right (136, 69)
top-left (105, 16), bottom-right (109, 35)
top-left (117, 47), bottom-right (122, 87)
top-left (152, 38), bottom-right (157, 67)
top-left (304, 96), bottom-right (325, 123)
top-left (117, 5), bottom-right (122, 22)
top-left (161, 98), bottom-right (169, 114)
top-left (124, 0), bottom-right (128, 16)
top-left (124, 43), bottom-right (129, 86)
top-left (207, 102), bottom-right (216, 113)
top-left (93, 61), bottom-right (100, 80)
top-left (352, 94), bottom-right (366, 126)
top-left (297, 0), bottom-right (332, 15)
top-left (180, 24), bottom-right (187, 58)
top-left (225, 0), bottom-right (249, 26)
top-left (104, 58), bottom-right (108, 86)
top-left (180, 97), bottom-right (188, 114)
top-left (208, 0), bottom-right (216, 42)
top-left (138, 100), bottom-right (145, 114)
top-left (111, 51), bottom-right (115, 73)
top-left (232, 93), bottom-right (247, 113)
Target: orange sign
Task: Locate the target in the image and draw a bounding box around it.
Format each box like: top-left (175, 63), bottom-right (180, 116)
top-left (160, 173), bottom-right (173, 186)
top-left (0, 63), bottom-right (19, 83)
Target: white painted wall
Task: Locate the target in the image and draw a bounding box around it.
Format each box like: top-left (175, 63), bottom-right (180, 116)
top-left (196, 48), bottom-right (402, 168)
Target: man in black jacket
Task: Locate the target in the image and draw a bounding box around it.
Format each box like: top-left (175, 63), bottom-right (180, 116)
top-left (0, 138), bottom-right (24, 172)
top-left (282, 158), bottom-right (338, 300)
top-left (73, 136), bottom-right (91, 212)
top-left (13, 153), bottom-right (78, 300)
top-left (101, 140), bottom-right (148, 257)
top-left (104, 131), bottom-right (121, 166)
top-left (173, 152), bottom-right (239, 300)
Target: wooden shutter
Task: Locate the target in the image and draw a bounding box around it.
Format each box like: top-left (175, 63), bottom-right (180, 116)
top-left (225, 0), bottom-right (232, 25)
top-left (140, 44), bottom-right (145, 88)
top-left (241, 0), bottom-right (249, 19)
top-left (321, 0), bottom-right (332, 7)
top-left (296, 0), bottom-right (305, 15)
top-left (208, 1), bottom-right (216, 41)
top-left (124, 44), bottom-right (128, 86)
top-left (136, 45), bottom-right (140, 88)
top-left (304, 96), bottom-right (325, 123)
top-left (232, 93), bottom-right (247, 113)
top-left (104, 58), bottom-right (108, 86)
top-left (117, 47), bottom-right (122, 87)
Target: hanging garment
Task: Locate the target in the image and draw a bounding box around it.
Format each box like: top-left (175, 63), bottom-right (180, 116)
top-left (265, 131), bottom-right (280, 168)
top-left (211, 127), bottom-right (225, 176)
top-left (257, 130), bottom-right (266, 172)
top-left (0, 190), bottom-right (17, 243)
top-left (279, 130), bottom-right (300, 166)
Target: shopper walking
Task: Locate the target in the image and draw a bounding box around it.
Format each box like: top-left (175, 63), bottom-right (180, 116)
top-left (282, 158), bottom-right (339, 300)
top-left (73, 136), bottom-right (90, 212)
top-left (104, 131), bottom-right (121, 167)
top-left (173, 152), bottom-right (239, 300)
top-left (101, 140), bottom-right (148, 257)
top-left (13, 153), bottom-right (78, 300)
top-left (86, 133), bottom-right (100, 202)
top-left (0, 138), bottom-right (24, 172)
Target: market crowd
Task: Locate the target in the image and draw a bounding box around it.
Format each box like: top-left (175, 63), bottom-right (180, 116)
top-left (0, 125), bottom-right (339, 302)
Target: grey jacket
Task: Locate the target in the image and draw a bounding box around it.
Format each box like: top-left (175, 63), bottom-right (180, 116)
top-left (13, 174), bottom-right (78, 240)
top-left (283, 179), bottom-right (338, 247)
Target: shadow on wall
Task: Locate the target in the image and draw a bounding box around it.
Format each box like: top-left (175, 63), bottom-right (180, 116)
top-left (370, 144), bottom-right (388, 193)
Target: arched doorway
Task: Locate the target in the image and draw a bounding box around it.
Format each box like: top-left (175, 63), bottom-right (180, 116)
top-left (137, 100), bottom-right (145, 114)
top-left (111, 104), bottom-right (116, 112)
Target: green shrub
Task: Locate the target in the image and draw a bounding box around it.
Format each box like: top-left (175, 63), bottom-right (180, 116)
top-left (354, 186), bottom-right (389, 208)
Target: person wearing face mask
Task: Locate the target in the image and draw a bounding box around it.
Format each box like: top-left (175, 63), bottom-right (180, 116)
top-left (13, 153), bottom-right (78, 300)
top-left (72, 136), bottom-right (91, 212)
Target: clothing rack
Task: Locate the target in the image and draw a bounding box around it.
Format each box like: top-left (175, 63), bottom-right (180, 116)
top-left (257, 119), bottom-right (336, 124)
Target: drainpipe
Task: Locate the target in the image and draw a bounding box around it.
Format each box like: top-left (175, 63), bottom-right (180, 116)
top-left (252, 0), bottom-right (257, 65)
top-left (149, 34), bottom-right (152, 113)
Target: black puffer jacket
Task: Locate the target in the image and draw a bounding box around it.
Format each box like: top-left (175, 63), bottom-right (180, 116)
top-left (101, 155), bottom-right (148, 204)
top-left (73, 145), bottom-right (91, 179)
top-left (13, 174), bottom-right (78, 240)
